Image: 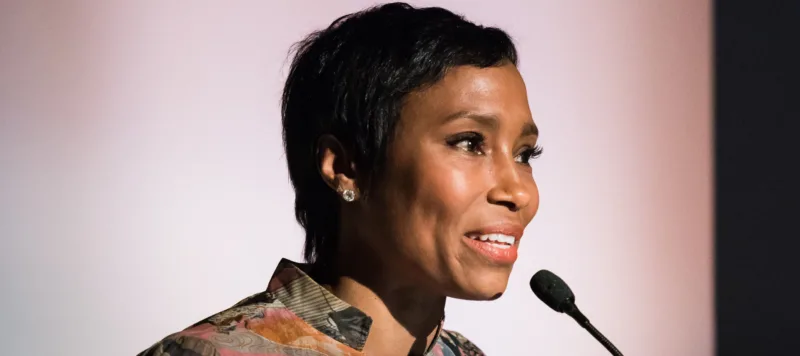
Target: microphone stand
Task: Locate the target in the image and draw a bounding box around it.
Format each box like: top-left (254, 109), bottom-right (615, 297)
top-left (563, 303), bottom-right (624, 356)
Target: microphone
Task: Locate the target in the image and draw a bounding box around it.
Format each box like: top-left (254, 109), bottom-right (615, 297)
top-left (530, 270), bottom-right (624, 356)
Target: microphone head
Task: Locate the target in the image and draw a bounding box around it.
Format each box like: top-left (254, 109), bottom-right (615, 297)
top-left (530, 269), bottom-right (576, 313)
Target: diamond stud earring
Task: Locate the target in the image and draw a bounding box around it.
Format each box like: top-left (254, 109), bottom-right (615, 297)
top-left (341, 189), bottom-right (356, 202)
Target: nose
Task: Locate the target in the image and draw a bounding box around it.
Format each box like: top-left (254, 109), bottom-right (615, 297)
top-left (487, 157), bottom-right (532, 212)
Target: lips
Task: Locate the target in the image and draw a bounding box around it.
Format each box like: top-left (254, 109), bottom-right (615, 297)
top-left (462, 223), bottom-right (524, 264)
top-left (465, 233), bottom-right (516, 247)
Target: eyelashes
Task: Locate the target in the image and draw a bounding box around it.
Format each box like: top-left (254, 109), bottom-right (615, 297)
top-left (446, 132), bottom-right (485, 154)
top-left (446, 131), bottom-right (543, 165)
top-left (517, 145), bottom-right (543, 164)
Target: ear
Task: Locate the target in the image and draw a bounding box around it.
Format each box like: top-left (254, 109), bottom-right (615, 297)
top-left (317, 134), bottom-right (358, 199)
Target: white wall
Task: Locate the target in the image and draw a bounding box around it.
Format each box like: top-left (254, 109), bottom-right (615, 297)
top-left (0, 1), bottom-right (711, 355)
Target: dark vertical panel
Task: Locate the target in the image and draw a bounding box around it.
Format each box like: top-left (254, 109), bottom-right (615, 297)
top-left (716, 0), bottom-right (800, 354)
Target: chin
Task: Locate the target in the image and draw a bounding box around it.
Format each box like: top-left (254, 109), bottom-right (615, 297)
top-left (449, 267), bottom-right (512, 301)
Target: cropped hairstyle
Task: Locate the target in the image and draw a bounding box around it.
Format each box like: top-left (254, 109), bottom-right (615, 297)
top-left (281, 2), bottom-right (518, 266)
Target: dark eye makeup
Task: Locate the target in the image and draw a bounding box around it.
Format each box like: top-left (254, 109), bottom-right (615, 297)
top-left (446, 131), bottom-right (543, 165)
top-left (446, 132), bottom-right (485, 154)
top-left (515, 145), bottom-right (543, 165)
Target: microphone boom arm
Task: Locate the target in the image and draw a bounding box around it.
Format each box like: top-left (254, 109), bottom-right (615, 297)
top-left (563, 303), bottom-right (624, 356)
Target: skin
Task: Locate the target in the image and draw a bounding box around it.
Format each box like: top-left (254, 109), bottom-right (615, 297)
top-left (317, 63), bottom-right (540, 355)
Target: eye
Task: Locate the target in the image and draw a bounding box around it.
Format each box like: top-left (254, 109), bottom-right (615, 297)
top-left (515, 145), bottom-right (543, 165)
top-left (447, 132), bottom-right (486, 155)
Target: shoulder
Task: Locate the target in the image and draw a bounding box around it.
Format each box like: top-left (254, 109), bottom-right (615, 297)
top-left (137, 333), bottom-right (219, 356)
top-left (437, 329), bottom-right (486, 355)
top-left (137, 292), bottom-right (324, 356)
top-left (138, 319), bottom-right (328, 356)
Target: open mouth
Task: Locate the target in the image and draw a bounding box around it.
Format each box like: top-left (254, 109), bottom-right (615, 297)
top-left (464, 233), bottom-right (517, 249)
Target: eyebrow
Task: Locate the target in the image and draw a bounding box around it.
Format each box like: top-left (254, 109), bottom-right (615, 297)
top-left (521, 122), bottom-right (539, 137)
top-left (443, 110), bottom-right (539, 137)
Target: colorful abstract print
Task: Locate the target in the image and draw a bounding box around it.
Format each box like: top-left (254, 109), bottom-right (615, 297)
top-left (138, 259), bottom-right (485, 356)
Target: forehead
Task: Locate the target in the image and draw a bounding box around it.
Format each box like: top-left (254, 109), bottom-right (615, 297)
top-left (402, 64), bottom-right (533, 125)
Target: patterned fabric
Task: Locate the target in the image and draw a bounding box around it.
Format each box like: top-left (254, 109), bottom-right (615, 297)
top-left (138, 259), bottom-right (485, 356)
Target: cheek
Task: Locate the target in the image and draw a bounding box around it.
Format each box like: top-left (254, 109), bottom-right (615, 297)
top-left (402, 168), bottom-right (465, 233)
top-left (417, 158), bottom-right (493, 256)
top-left (395, 155), bottom-right (485, 244)
top-left (428, 162), bottom-right (474, 206)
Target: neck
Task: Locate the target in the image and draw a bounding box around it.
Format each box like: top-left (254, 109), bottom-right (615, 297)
top-left (311, 256), bottom-right (446, 355)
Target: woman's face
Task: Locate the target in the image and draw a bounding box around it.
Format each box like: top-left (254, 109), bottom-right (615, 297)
top-left (357, 63), bottom-right (540, 300)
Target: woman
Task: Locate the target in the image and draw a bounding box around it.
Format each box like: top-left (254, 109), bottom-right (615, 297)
top-left (140, 2), bottom-right (540, 355)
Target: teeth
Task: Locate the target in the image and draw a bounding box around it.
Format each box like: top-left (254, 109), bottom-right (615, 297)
top-left (469, 234), bottom-right (516, 246)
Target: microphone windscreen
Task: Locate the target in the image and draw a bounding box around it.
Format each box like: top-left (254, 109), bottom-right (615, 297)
top-left (530, 269), bottom-right (576, 313)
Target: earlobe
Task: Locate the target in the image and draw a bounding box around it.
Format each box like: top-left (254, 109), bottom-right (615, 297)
top-left (337, 187), bottom-right (357, 202)
top-left (316, 134), bottom-right (358, 197)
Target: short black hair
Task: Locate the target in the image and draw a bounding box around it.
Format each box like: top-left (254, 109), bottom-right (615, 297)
top-left (281, 2), bottom-right (518, 265)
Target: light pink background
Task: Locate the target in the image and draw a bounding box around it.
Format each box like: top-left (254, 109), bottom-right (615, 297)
top-left (0, 1), bottom-right (712, 355)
